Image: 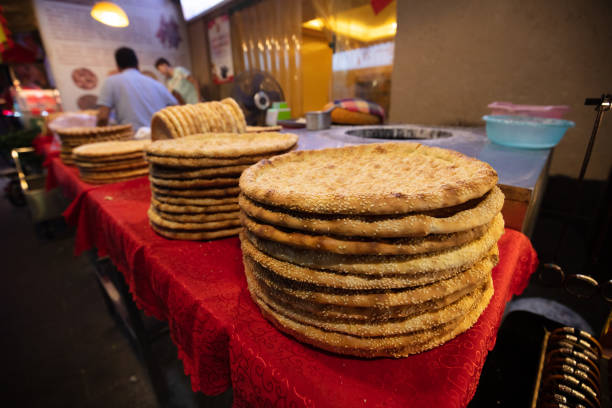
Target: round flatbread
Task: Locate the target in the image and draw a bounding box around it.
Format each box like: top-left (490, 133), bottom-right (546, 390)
top-left (145, 152), bottom-right (286, 168)
top-left (146, 132), bottom-right (298, 159)
top-left (245, 252), bottom-right (493, 308)
top-left (200, 102), bottom-right (223, 132)
top-left (249, 267), bottom-right (487, 337)
top-left (151, 185), bottom-right (240, 198)
top-left (254, 272), bottom-right (479, 323)
top-left (183, 104), bottom-right (205, 133)
top-left (221, 98), bottom-right (247, 133)
top-left (246, 125), bottom-right (282, 133)
top-left (73, 140), bottom-right (150, 158)
top-left (78, 161), bottom-right (148, 173)
top-left (150, 176), bottom-right (239, 189)
top-left (148, 207), bottom-right (241, 231)
top-left (151, 197), bottom-right (238, 214)
top-left (242, 234), bottom-right (498, 290)
top-left (150, 221), bottom-right (241, 240)
top-left (173, 106), bottom-right (197, 136)
top-left (151, 112), bottom-right (178, 140)
top-left (151, 164), bottom-right (250, 179)
top-left (243, 215), bottom-right (504, 276)
top-left (75, 157), bottom-right (147, 169)
top-left (239, 186), bottom-right (504, 238)
top-left (240, 143), bottom-right (498, 215)
top-left (241, 212), bottom-right (500, 256)
top-left (153, 193), bottom-right (238, 206)
top-left (80, 167), bottom-right (149, 181)
top-left (149, 206), bottom-right (239, 223)
top-left (159, 108), bottom-right (186, 138)
top-left (248, 269), bottom-right (494, 358)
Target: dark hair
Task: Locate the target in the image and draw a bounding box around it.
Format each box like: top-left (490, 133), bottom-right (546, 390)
top-left (155, 57), bottom-right (170, 68)
top-left (115, 47), bottom-right (139, 70)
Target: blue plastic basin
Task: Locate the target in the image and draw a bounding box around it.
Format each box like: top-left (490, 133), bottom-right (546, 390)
top-left (482, 115), bottom-right (575, 149)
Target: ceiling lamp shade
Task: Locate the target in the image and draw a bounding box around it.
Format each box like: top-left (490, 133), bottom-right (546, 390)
top-left (91, 2), bottom-right (129, 28)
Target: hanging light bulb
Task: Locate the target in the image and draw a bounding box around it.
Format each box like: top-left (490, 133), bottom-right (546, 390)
top-left (91, 2), bottom-right (129, 28)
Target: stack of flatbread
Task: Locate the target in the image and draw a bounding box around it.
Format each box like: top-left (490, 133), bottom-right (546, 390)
top-left (56, 124), bottom-right (133, 165)
top-left (151, 98), bottom-right (246, 140)
top-left (72, 140), bottom-right (150, 184)
top-left (145, 132), bottom-right (299, 240)
top-left (238, 143), bottom-right (506, 358)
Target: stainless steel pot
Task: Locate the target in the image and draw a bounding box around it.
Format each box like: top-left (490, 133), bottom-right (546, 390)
top-left (306, 107), bottom-right (335, 130)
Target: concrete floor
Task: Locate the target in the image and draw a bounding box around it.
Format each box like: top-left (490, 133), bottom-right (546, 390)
top-left (0, 172), bottom-right (608, 407)
top-left (0, 177), bottom-right (231, 408)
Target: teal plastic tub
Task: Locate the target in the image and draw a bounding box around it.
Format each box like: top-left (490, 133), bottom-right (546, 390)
top-left (482, 115), bottom-right (575, 149)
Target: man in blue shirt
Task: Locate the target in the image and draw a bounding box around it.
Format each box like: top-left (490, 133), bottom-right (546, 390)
top-left (97, 47), bottom-right (177, 129)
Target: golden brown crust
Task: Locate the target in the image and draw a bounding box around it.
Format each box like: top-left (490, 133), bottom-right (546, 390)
top-left (250, 266), bottom-right (486, 337)
top-left (79, 167), bottom-right (149, 180)
top-left (145, 152), bottom-right (282, 168)
top-left (151, 197), bottom-right (239, 214)
top-left (79, 162), bottom-right (148, 174)
top-left (244, 214), bottom-right (503, 275)
top-left (150, 164), bottom-right (249, 179)
top-left (147, 207), bottom-right (240, 231)
top-left (242, 234), bottom-right (498, 290)
top-left (246, 262), bottom-right (494, 357)
top-left (246, 125), bottom-right (282, 133)
top-left (152, 193), bottom-right (238, 206)
top-left (151, 112), bottom-right (175, 140)
top-left (255, 274), bottom-right (479, 322)
top-left (240, 143), bottom-right (498, 215)
top-left (145, 133), bottom-right (298, 158)
top-left (221, 98), bottom-right (247, 133)
top-left (150, 221), bottom-right (241, 240)
top-left (245, 253), bottom-right (494, 308)
top-left (239, 187), bottom-right (504, 238)
top-left (149, 206), bottom-right (239, 223)
top-left (150, 176), bottom-right (239, 189)
top-left (75, 157), bottom-right (146, 168)
top-left (151, 185), bottom-right (240, 198)
top-left (72, 140), bottom-right (150, 157)
top-left (241, 212), bottom-right (499, 256)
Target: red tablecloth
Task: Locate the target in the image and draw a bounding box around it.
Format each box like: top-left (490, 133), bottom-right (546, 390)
top-left (45, 157), bottom-right (93, 200)
top-left (61, 173), bottom-right (539, 406)
top-left (33, 133), bottom-right (60, 159)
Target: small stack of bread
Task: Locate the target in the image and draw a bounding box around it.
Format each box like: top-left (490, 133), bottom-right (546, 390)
top-left (238, 143), bottom-right (505, 358)
top-left (151, 98), bottom-right (246, 140)
top-left (56, 124), bottom-right (133, 165)
top-left (72, 140), bottom-right (150, 184)
top-left (145, 132), bottom-right (299, 240)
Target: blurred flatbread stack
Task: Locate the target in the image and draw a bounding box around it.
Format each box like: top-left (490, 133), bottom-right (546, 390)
top-left (72, 140), bottom-right (150, 184)
top-left (151, 98), bottom-right (247, 140)
top-left (145, 132), bottom-right (299, 240)
top-left (56, 124), bottom-right (133, 165)
top-left (238, 143), bottom-right (505, 358)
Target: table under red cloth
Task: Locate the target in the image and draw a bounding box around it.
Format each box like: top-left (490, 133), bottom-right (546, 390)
top-left (62, 174), bottom-right (539, 407)
top-left (45, 157), bottom-right (94, 200)
top-left (33, 133), bottom-right (60, 159)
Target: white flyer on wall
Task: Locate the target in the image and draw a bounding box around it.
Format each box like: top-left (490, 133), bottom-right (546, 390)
top-left (207, 14), bottom-right (234, 84)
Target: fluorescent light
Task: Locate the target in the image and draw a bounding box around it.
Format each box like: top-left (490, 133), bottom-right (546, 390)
top-left (91, 2), bottom-right (129, 28)
top-left (180, 0), bottom-right (227, 21)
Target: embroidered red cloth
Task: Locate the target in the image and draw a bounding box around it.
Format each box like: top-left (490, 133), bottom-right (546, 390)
top-left (60, 172), bottom-right (538, 405)
top-left (229, 229), bottom-right (537, 408)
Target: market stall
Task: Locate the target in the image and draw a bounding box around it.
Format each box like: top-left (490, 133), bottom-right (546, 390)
top-left (45, 155), bottom-right (536, 406)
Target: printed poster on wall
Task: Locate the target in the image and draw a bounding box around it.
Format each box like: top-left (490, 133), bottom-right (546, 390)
top-left (207, 15), bottom-right (234, 84)
top-left (33, 0), bottom-right (191, 112)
